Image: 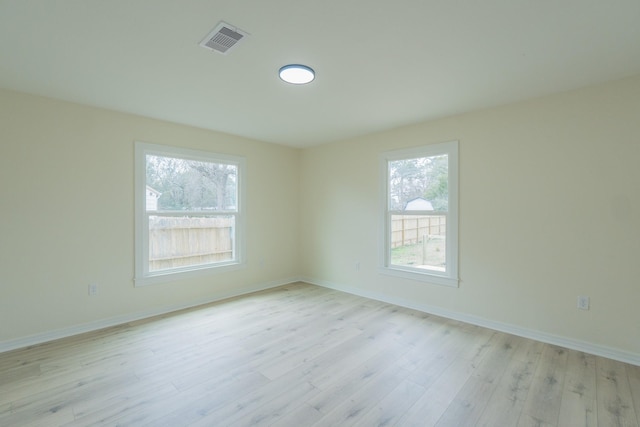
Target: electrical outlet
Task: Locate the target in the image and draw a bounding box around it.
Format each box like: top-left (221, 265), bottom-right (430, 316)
top-left (577, 295), bottom-right (590, 310)
top-left (88, 283), bottom-right (98, 296)
top-left (355, 261), bottom-right (360, 271)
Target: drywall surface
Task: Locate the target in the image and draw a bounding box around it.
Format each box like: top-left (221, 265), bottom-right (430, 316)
top-left (300, 75), bottom-right (640, 358)
top-left (0, 89), bottom-right (300, 344)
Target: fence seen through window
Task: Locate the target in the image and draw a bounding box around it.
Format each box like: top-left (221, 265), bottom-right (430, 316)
top-left (148, 216), bottom-right (234, 272)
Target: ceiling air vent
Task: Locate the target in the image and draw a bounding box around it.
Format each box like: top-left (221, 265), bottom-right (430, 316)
top-left (199, 21), bottom-right (248, 54)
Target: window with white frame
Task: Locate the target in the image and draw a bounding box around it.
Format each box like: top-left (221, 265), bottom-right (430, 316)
top-left (135, 142), bottom-right (245, 285)
top-left (381, 141), bottom-right (458, 287)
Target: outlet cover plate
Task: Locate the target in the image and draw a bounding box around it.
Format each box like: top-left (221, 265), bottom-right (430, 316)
top-left (88, 283), bottom-right (98, 296)
top-left (577, 295), bottom-right (590, 310)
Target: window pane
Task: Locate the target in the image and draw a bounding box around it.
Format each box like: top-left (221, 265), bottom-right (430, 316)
top-left (388, 155), bottom-right (448, 211)
top-left (390, 214), bottom-right (446, 272)
top-left (148, 215), bottom-right (234, 272)
top-left (146, 155), bottom-right (237, 211)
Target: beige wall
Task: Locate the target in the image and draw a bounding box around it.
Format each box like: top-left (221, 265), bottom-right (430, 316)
top-left (300, 75), bottom-right (640, 357)
top-left (2, 75), bottom-right (640, 360)
top-left (0, 89), bottom-right (300, 343)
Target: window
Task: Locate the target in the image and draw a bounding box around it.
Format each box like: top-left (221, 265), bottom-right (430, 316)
top-left (135, 142), bottom-right (245, 285)
top-left (381, 141), bottom-right (458, 287)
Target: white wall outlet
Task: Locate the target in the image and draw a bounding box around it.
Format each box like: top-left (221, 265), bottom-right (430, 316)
top-left (577, 295), bottom-right (590, 310)
top-left (88, 283), bottom-right (98, 296)
top-left (355, 261), bottom-right (360, 271)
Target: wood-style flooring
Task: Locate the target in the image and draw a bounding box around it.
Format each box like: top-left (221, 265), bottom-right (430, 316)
top-left (1, 282), bottom-right (639, 426)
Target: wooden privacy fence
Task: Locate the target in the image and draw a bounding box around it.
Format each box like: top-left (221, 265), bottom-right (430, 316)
top-left (148, 216), bottom-right (233, 271)
top-left (391, 215), bottom-right (446, 248)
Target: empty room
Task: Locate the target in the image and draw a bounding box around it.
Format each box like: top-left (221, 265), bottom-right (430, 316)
top-left (1, 1), bottom-right (640, 426)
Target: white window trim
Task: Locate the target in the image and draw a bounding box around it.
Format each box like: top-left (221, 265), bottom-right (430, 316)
top-left (379, 140), bottom-right (459, 287)
top-left (134, 141), bottom-right (246, 286)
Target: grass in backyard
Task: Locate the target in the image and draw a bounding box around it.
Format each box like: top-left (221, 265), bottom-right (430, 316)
top-left (391, 236), bottom-right (446, 269)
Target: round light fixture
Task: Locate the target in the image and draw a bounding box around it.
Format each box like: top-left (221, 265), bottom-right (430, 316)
top-left (279, 64), bottom-right (315, 85)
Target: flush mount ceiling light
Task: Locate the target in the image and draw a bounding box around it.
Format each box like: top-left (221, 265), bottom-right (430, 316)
top-left (279, 64), bottom-right (315, 84)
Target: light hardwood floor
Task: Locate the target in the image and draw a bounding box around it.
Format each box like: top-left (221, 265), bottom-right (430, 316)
top-left (1, 282), bottom-right (639, 426)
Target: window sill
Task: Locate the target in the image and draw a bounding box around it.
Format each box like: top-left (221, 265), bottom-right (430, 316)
top-left (135, 261), bottom-right (244, 287)
top-left (379, 266), bottom-right (459, 288)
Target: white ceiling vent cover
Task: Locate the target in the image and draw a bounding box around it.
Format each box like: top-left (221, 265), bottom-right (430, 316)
top-left (199, 21), bottom-right (248, 54)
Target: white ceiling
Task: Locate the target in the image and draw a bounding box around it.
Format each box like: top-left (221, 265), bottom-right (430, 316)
top-left (1, 1), bottom-right (639, 148)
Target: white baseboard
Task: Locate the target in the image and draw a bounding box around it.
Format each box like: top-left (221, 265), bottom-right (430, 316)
top-left (0, 277), bottom-right (300, 354)
top-left (6, 276), bottom-right (637, 367)
top-left (302, 276), bottom-right (640, 367)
